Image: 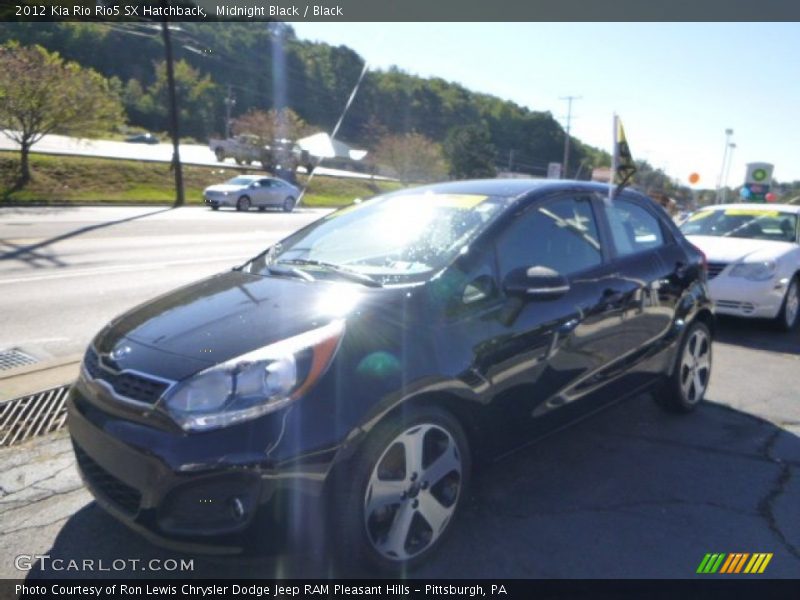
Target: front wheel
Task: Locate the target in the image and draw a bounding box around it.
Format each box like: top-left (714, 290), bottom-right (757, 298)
top-left (214, 148), bottom-right (225, 162)
top-left (282, 196), bottom-right (296, 213)
top-left (654, 320), bottom-right (712, 413)
top-left (236, 196), bottom-right (251, 212)
top-left (775, 275), bottom-right (799, 332)
top-left (332, 406), bottom-right (470, 572)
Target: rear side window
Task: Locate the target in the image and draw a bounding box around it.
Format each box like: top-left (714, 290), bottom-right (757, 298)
top-left (604, 200), bottom-right (665, 256)
top-left (496, 196), bottom-right (602, 277)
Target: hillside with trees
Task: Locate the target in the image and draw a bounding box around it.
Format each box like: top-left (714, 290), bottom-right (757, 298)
top-left (0, 22), bottom-right (607, 179)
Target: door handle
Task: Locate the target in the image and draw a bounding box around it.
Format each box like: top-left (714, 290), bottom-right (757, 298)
top-left (558, 317), bottom-right (581, 334)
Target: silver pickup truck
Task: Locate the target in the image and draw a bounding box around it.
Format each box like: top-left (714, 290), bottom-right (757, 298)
top-left (208, 134), bottom-right (263, 165)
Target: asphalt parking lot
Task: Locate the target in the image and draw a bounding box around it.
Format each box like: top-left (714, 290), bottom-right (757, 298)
top-left (1, 317), bottom-right (798, 580)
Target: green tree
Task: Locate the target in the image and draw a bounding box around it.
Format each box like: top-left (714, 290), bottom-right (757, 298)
top-left (146, 59), bottom-right (217, 140)
top-left (444, 124), bottom-right (497, 179)
top-left (0, 43), bottom-right (124, 187)
top-left (373, 133), bottom-right (447, 184)
top-left (231, 108), bottom-right (313, 144)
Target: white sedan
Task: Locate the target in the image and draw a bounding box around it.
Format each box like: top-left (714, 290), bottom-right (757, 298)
top-left (680, 204), bottom-right (800, 330)
top-left (203, 175), bottom-right (301, 212)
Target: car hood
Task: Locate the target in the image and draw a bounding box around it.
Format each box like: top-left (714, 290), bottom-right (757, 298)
top-left (686, 235), bottom-right (792, 263)
top-left (205, 184), bottom-right (247, 193)
top-left (93, 271), bottom-right (373, 380)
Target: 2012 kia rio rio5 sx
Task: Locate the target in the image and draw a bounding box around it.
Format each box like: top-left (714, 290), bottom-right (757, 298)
top-left (67, 180), bottom-right (714, 570)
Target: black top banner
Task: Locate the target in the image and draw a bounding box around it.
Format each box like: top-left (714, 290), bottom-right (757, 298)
top-left (3, 0), bottom-right (800, 22)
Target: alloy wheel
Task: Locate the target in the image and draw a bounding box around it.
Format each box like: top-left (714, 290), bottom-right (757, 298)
top-left (679, 328), bottom-right (711, 404)
top-left (784, 279), bottom-right (799, 329)
top-left (363, 423), bottom-right (462, 562)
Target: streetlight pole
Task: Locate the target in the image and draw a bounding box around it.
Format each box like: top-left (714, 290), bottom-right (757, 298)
top-left (560, 95), bottom-right (581, 179)
top-left (716, 128), bottom-right (733, 204)
top-left (721, 142), bottom-right (736, 204)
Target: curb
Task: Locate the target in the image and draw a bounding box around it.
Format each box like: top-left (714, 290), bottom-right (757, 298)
top-left (0, 354), bottom-right (81, 404)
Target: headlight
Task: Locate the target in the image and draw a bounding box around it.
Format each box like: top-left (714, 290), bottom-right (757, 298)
top-left (163, 320), bottom-right (344, 432)
top-left (728, 260), bottom-right (777, 281)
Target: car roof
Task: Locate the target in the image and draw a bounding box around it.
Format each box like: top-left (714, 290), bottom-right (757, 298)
top-left (695, 203), bottom-right (800, 214)
top-left (392, 178), bottom-right (630, 200)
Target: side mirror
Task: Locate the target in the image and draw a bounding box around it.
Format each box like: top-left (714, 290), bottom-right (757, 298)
top-left (504, 265), bottom-right (570, 300)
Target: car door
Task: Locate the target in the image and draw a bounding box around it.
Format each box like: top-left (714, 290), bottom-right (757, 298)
top-left (434, 194), bottom-right (629, 450)
top-left (594, 194), bottom-right (683, 389)
top-left (254, 178), bottom-right (275, 206)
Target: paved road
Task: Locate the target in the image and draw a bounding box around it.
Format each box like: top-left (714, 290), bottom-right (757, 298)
top-left (0, 206), bottom-right (330, 359)
top-left (0, 131), bottom-right (384, 181)
top-left (0, 207), bottom-right (798, 579)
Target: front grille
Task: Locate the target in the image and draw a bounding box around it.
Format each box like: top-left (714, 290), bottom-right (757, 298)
top-left (707, 262), bottom-right (728, 280)
top-left (73, 443), bottom-right (142, 515)
top-left (84, 348), bottom-right (169, 404)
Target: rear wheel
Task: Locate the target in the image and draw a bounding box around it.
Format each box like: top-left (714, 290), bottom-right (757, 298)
top-left (654, 320), bottom-right (712, 413)
top-left (282, 196), bottom-right (296, 213)
top-left (236, 196), bottom-right (251, 212)
top-left (214, 148), bottom-right (225, 162)
top-left (332, 406), bottom-right (469, 572)
top-left (775, 275), bottom-right (799, 332)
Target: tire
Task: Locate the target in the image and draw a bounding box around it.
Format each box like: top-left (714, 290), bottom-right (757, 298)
top-left (332, 406), bottom-right (470, 572)
top-left (214, 148), bottom-right (225, 162)
top-left (774, 275), bottom-right (800, 332)
top-left (236, 196), bottom-right (251, 212)
top-left (258, 206), bottom-right (266, 212)
top-left (282, 196), bottom-right (296, 213)
top-left (210, 203), bottom-right (219, 211)
top-left (654, 320), bottom-right (712, 413)
top-left (235, 158), bottom-right (244, 165)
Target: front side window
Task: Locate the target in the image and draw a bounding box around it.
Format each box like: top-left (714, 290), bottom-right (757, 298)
top-left (496, 196), bottom-right (602, 278)
top-left (605, 199), bottom-right (665, 256)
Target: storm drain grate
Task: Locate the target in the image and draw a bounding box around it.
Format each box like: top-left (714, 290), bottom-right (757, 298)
top-left (0, 348), bottom-right (39, 371)
top-left (0, 385), bottom-right (70, 448)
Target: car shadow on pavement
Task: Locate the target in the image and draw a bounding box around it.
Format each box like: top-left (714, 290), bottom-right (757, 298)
top-left (0, 207), bottom-right (176, 268)
top-left (715, 316), bottom-right (799, 355)
top-left (24, 395), bottom-right (800, 579)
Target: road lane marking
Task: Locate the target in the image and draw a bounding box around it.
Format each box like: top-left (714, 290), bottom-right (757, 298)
top-left (0, 255), bottom-right (250, 285)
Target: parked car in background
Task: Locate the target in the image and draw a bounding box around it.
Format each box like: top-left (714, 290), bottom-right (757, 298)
top-left (203, 175), bottom-right (300, 212)
top-left (68, 180), bottom-right (712, 571)
top-left (125, 132), bottom-right (159, 144)
top-left (681, 203), bottom-right (800, 330)
top-left (209, 135), bottom-right (313, 173)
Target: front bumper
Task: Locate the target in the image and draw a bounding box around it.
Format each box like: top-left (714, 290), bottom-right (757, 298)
top-left (67, 382), bottom-right (332, 554)
top-left (204, 195), bottom-right (234, 207)
top-left (708, 275), bottom-right (788, 319)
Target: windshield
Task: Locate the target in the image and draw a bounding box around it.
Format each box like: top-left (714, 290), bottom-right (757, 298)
top-left (244, 192), bottom-right (508, 285)
top-left (680, 208), bottom-right (798, 242)
top-left (226, 177), bottom-right (257, 186)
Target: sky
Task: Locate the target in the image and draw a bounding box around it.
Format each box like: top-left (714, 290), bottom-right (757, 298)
top-left (291, 22), bottom-right (800, 188)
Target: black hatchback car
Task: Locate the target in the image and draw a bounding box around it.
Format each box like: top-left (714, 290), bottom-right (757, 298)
top-left (68, 180), bottom-right (713, 570)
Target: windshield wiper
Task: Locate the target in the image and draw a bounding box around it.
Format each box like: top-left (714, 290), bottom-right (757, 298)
top-left (267, 264), bottom-right (315, 282)
top-left (277, 259), bottom-right (382, 287)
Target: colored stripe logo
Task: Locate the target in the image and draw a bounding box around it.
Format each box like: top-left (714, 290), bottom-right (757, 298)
top-left (697, 553), bottom-right (772, 574)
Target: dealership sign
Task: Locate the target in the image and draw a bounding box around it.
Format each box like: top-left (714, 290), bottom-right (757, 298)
top-left (741, 163), bottom-right (774, 203)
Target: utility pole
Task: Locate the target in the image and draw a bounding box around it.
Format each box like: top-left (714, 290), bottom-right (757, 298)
top-left (224, 85), bottom-right (236, 138)
top-left (560, 95), bottom-right (581, 179)
top-left (161, 12), bottom-right (184, 208)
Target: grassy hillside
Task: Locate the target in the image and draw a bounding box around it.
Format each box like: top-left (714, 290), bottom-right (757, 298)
top-left (0, 152), bottom-right (403, 206)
